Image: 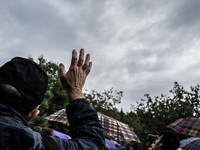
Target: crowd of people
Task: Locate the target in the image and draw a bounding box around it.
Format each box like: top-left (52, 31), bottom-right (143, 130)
top-left (0, 49), bottom-right (198, 150)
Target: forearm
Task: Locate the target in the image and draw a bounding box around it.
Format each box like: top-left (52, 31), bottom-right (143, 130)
top-left (58, 49), bottom-right (104, 149)
top-left (66, 99), bottom-right (105, 149)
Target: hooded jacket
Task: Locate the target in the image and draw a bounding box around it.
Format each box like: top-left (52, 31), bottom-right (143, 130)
top-left (0, 99), bottom-right (105, 150)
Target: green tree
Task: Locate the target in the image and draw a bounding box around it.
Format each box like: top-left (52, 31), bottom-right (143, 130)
top-left (119, 108), bottom-right (125, 122)
top-left (30, 56), bottom-right (69, 133)
top-left (84, 87), bottom-right (123, 119)
top-left (133, 81), bottom-right (200, 147)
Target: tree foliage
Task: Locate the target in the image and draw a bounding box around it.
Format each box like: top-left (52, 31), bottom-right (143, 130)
top-left (132, 81), bottom-right (200, 147)
top-left (84, 87), bottom-right (123, 119)
top-left (30, 56), bottom-right (69, 133)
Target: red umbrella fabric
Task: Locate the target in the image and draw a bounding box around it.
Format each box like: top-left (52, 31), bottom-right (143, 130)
top-left (167, 117), bottom-right (200, 137)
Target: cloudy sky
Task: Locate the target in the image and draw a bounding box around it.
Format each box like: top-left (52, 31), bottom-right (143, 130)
top-left (1, 0), bottom-right (200, 112)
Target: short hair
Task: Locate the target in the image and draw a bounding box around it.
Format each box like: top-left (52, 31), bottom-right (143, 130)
top-left (161, 131), bottom-right (180, 150)
top-left (0, 84), bottom-right (22, 113)
top-left (0, 84), bottom-right (39, 115)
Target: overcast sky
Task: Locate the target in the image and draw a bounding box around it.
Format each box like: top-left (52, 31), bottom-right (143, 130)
top-left (1, 0), bottom-right (200, 112)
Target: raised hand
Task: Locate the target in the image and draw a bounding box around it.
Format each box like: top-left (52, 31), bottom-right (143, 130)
top-left (59, 49), bottom-right (92, 102)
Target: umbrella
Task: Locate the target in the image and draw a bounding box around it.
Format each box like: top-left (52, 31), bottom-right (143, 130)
top-left (46, 109), bottom-right (140, 143)
top-left (98, 112), bottom-right (140, 143)
top-left (46, 109), bottom-right (70, 126)
top-left (180, 137), bottom-right (200, 150)
top-left (167, 117), bottom-right (200, 137)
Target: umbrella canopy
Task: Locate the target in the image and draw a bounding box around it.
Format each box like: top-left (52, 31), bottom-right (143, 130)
top-left (98, 112), bottom-right (140, 143)
top-left (167, 117), bottom-right (200, 137)
top-left (180, 137), bottom-right (200, 150)
top-left (46, 109), bottom-right (140, 143)
top-left (46, 109), bottom-right (70, 126)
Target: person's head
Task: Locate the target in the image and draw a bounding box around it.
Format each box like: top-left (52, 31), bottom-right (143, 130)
top-left (161, 131), bottom-right (180, 150)
top-left (0, 57), bottom-right (48, 121)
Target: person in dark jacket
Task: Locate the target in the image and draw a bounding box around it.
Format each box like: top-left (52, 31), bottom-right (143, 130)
top-left (0, 49), bottom-right (105, 150)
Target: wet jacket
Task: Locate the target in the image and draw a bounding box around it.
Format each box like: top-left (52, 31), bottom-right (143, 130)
top-left (0, 99), bottom-right (105, 150)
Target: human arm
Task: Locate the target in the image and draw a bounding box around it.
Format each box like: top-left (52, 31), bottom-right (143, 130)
top-left (53, 49), bottom-right (105, 149)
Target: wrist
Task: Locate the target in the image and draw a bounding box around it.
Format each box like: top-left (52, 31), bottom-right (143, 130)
top-left (67, 88), bottom-right (84, 102)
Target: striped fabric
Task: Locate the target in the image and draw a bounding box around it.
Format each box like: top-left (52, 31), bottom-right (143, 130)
top-left (180, 137), bottom-right (200, 150)
top-left (98, 112), bottom-right (140, 143)
top-left (46, 109), bottom-right (70, 126)
top-left (46, 109), bottom-right (140, 143)
top-left (167, 117), bottom-right (200, 137)
top-left (180, 137), bottom-right (200, 148)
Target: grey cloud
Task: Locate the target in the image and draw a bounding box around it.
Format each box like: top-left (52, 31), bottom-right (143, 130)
top-left (0, 1), bottom-right (76, 51)
top-left (118, 0), bottom-right (160, 17)
top-left (0, 0), bottom-right (107, 51)
top-left (1, 0), bottom-right (200, 112)
top-left (166, 0), bottom-right (200, 29)
top-left (121, 49), bottom-right (171, 74)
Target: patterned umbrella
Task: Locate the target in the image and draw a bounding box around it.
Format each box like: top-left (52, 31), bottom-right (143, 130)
top-left (46, 109), bottom-right (140, 143)
top-left (167, 117), bottom-right (200, 137)
top-left (180, 137), bottom-right (200, 150)
top-left (46, 109), bottom-right (70, 126)
top-left (97, 112), bottom-right (140, 143)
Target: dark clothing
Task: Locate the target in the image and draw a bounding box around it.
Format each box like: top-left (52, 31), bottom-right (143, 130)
top-left (0, 99), bottom-right (105, 150)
